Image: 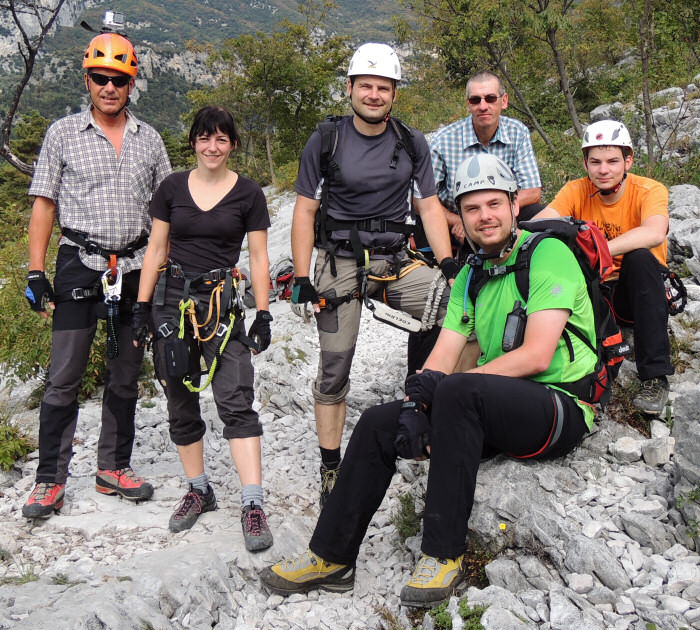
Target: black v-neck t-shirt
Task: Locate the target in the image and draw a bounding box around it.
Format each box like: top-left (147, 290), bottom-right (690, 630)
top-left (149, 170), bottom-right (270, 273)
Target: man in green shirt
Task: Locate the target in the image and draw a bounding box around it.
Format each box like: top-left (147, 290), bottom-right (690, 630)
top-left (260, 154), bottom-right (597, 608)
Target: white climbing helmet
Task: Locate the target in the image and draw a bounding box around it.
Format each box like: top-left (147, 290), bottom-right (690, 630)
top-left (453, 153), bottom-right (518, 205)
top-left (581, 120), bottom-right (633, 153)
top-left (347, 43), bottom-right (401, 81)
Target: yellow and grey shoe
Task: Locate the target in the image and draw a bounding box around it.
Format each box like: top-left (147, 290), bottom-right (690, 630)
top-left (400, 554), bottom-right (466, 608)
top-left (259, 549), bottom-right (355, 595)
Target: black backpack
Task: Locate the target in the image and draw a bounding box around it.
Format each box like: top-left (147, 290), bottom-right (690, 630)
top-left (315, 114), bottom-right (419, 275)
top-left (468, 217), bottom-right (630, 408)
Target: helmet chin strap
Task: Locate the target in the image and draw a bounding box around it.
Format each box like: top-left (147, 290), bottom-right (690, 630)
top-left (351, 104), bottom-right (392, 125)
top-left (90, 94), bottom-right (130, 119)
top-left (462, 196), bottom-right (518, 262)
top-left (589, 171), bottom-right (627, 198)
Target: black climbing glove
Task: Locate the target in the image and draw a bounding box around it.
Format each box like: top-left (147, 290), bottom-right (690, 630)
top-left (404, 369), bottom-right (446, 409)
top-left (131, 302), bottom-right (152, 349)
top-left (394, 401), bottom-right (431, 459)
top-left (25, 270), bottom-right (54, 312)
top-left (291, 276), bottom-right (319, 305)
top-left (439, 257), bottom-right (460, 282)
top-left (248, 309), bottom-right (273, 352)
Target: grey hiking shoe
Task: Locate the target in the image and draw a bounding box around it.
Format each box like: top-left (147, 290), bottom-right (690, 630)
top-left (169, 485), bottom-right (217, 532)
top-left (259, 549), bottom-right (355, 595)
top-left (633, 376), bottom-right (669, 416)
top-left (241, 502), bottom-right (273, 552)
top-left (320, 463), bottom-right (339, 508)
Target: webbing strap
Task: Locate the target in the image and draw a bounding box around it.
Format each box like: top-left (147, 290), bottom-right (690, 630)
top-left (182, 311), bottom-right (236, 393)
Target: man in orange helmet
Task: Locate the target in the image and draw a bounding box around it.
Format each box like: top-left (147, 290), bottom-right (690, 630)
top-left (22, 31), bottom-right (172, 519)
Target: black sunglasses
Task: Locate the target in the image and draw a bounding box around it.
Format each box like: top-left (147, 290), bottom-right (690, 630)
top-left (468, 94), bottom-right (501, 105)
top-left (88, 72), bottom-right (131, 88)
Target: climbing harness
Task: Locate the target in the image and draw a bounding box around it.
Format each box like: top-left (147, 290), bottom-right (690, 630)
top-left (154, 261), bottom-right (258, 393)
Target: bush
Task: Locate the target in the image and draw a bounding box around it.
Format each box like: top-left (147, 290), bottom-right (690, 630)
top-left (0, 232), bottom-right (107, 398)
top-left (274, 160), bottom-right (300, 192)
top-left (0, 422), bottom-right (34, 471)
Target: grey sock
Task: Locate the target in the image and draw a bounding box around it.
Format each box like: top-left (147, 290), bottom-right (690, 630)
top-left (187, 472), bottom-right (209, 494)
top-left (241, 484), bottom-right (263, 509)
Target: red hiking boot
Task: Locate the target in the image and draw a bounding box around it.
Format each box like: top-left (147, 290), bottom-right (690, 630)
top-left (96, 467), bottom-right (154, 501)
top-left (22, 482), bottom-right (65, 519)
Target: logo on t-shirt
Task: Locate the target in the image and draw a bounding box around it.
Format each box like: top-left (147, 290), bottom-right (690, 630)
top-left (550, 284), bottom-right (563, 296)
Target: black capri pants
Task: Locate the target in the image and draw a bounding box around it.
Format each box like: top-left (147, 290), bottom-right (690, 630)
top-left (152, 277), bottom-right (262, 446)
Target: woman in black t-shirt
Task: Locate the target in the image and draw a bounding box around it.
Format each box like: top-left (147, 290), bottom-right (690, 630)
top-left (133, 106), bottom-right (274, 550)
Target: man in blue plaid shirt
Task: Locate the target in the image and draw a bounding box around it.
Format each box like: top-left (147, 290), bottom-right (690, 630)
top-left (430, 71), bottom-right (543, 244)
top-left (407, 71), bottom-right (544, 373)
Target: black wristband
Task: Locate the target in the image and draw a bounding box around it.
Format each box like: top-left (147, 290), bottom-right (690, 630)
top-left (438, 257), bottom-right (460, 281)
top-left (26, 270), bottom-right (46, 282)
top-left (256, 309), bottom-right (273, 322)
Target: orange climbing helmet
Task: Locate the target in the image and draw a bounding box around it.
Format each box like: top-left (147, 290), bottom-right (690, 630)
top-left (83, 33), bottom-right (138, 77)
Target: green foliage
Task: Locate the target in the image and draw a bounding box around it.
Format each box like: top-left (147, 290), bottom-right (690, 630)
top-left (0, 235), bottom-right (56, 388)
top-left (0, 414), bottom-right (34, 472)
top-left (185, 3), bottom-right (350, 184)
top-left (0, 556), bottom-right (38, 586)
top-left (390, 492), bottom-right (423, 543)
top-left (532, 129), bottom-right (583, 204)
top-left (274, 160), bottom-right (301, 192)
top-left (428, 598), bottom-right (487, 629)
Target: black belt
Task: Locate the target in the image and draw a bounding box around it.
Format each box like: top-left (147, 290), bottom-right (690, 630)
top-left (333, 240), bottom-right (406, 257)
top-left (61, 228), bottom-right (148, 260)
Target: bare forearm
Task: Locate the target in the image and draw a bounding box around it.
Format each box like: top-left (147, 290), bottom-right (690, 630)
top-left (607, 225), bottom-right (666, 257)
top-left (249, 234), bottom-right (271, 311)
top-left (518, 187), bottom-right (542, 207)
top-left (291, 197), bottom-right (319, 277)
top-left (28, 197), bottom-right (56, 271)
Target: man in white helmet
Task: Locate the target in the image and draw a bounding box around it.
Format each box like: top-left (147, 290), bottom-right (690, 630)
top-left (290, 42), bottom-right (456, 507)
top-left (537, 119), bottom-right (672, 414)
top-left (261, 154), bottom-right (596, 607)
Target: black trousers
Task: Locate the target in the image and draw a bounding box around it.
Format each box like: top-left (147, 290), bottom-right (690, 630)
top-left (309, 373), bottom-right (588, 564)
top-left (609, 249), bottom-right (673, 381)
top-left (37, 246), bottom-right (143, 484)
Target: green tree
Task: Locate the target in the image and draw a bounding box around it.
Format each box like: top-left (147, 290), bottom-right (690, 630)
top-left (187, 1), bottom-right (349, 185)
top-left (395, 0), bottom-right (554, 147)
top-left (0, 0), bottom-right (67, 175)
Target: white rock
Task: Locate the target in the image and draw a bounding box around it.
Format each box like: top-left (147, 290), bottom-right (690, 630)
top-left (609, 437), bottom-right (643, 462)
top-left (641, 437), bottom-right (675, 466)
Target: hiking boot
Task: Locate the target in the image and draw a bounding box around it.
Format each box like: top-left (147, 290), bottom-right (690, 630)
top-left (400, 554), bottom-right (466, 608)
top-left (633, 376), bottom-right (669, 416)
top-left (241, 502), bottom-right (274, 552)
top-left (169, 485), bottom-right (217, 533)
top-left (22, 482), bottom-right (65, 519)
top-left (259, 549), bottom-right (355, 595)
top-left (95, 467), bottom-right (154, 501)
top-left (320, 462), bottom-right (340, 508)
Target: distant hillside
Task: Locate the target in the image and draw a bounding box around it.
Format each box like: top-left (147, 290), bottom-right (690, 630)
top-left (0, 0), bottom-right (402, 132)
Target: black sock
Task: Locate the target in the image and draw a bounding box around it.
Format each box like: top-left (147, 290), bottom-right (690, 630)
top-left (320, 446), bottom-right (341, 469)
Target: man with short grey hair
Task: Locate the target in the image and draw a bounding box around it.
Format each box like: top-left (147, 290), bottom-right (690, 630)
top-left (430, 70), bottom-right (543, 241)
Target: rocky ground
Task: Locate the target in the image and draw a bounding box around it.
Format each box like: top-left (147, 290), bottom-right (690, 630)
top-left (0, 186), bottom-right (699, 630)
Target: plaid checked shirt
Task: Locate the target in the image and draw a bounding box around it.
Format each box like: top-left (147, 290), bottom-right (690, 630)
top-left (430, 115), bottom-right (541, 213)
top-left (29, 108), bottom-right (172, 272)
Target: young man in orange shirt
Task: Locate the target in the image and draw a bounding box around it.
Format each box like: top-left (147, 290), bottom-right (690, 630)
top-left (538, 120), bottom-right (672, 414)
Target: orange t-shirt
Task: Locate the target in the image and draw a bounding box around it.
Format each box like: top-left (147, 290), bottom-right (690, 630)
top-left (549, 173), bottom-right (668, 276)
